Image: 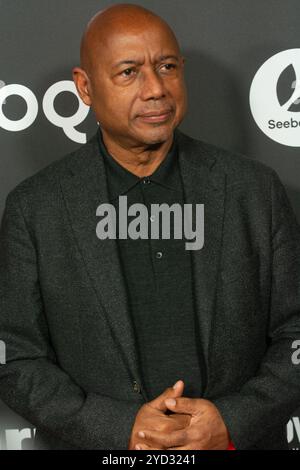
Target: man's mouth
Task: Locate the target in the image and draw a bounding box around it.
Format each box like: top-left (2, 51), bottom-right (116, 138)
top-left (137, 109), bottom-right (173, 123)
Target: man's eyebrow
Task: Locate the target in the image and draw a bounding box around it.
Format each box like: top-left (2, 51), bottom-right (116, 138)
top-left (112, 55), bottom-right (180, 69)
top-left (157, 55), bottom-right (180, 62)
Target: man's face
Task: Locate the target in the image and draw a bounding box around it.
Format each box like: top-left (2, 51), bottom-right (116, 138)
top-left (82, 24), bottom-right (187, 147)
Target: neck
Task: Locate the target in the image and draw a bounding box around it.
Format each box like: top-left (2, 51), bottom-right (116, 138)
top-left (100, 128), bottom-right (174, 177)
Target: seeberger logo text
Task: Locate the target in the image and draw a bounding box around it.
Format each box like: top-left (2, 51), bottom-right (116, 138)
top-left (269, 118), bottom-right (300, 129)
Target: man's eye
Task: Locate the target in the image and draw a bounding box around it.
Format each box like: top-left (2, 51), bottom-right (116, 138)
top-left (121, 68), bottom-right (135, 77)
top-left (162, 63), bottom-right (177, 71)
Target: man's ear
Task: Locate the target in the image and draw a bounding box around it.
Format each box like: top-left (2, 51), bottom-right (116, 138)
top-left (72, 67), bottom-right (92, 106)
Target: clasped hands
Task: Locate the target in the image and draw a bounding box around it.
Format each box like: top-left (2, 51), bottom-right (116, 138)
top-left (128, 380), bottom-right (230, 450)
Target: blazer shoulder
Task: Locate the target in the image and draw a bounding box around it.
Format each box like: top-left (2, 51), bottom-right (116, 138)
top-left (177, 129), bottom-right (277, 186)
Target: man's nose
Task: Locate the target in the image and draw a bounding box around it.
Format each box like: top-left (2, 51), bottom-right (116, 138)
top-left (139, 68), bottom-right (166, 101)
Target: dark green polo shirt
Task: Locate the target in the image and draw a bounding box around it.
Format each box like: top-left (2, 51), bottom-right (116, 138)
top-left (97, 126), bottom-right (203, 400)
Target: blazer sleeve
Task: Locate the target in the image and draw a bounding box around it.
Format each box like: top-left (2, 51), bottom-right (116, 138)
top-left (211, 169), bottom-right (300, 449)
top-left (0, 189), bottom-right (142, 450)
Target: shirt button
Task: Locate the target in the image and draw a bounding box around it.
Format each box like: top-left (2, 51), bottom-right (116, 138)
top-left (142, 177), bottom-right (151, 185)
top-left (155, 251), bottom-right (163, 259)
top-left (133, 380), bottom-right (141, 393)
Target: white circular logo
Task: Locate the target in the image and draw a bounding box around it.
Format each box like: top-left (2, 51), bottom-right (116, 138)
top-left (249, 48), bottom-right (300, 147)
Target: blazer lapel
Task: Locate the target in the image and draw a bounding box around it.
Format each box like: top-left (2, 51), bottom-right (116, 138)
top-left (176, 129), bottom-right (226, 395)
top-left (59, 132), bottom-right (146, 399)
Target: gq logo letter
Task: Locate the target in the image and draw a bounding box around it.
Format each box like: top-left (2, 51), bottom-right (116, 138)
top-left (0, 339), bottom-right (6, 364)
top-left (0, 81), bottom-right (90, 143)
top-left (287, 417), bottom-right (300, 444)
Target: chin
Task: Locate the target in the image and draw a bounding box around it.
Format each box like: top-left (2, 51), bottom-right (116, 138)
top-left (136, 125), bottom-right (175, 146)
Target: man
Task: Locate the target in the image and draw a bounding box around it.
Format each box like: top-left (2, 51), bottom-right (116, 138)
top-left (0, 3), bottom-right (300, 451)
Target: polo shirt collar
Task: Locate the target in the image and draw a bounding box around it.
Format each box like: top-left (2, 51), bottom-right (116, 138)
top-left (97, 126), bottom-right (180, 201)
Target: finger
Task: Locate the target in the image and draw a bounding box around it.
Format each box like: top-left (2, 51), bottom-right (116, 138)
top-left (135, 442), bottom-right (163, 450)
top-left (168, 446), bottom-right (193, 450)
top-left (168, 413), bottom-right (191, 429)
top-left (148, 380), bottom-right (185, 413)
top-left (172, 380), bottom-right (185, 396)
top-left (164, 397), bottom-right (203, 415)
top-left (168, 442), bottom-right (207, 450)
top-left (139, 428), bottom-right (188, 448)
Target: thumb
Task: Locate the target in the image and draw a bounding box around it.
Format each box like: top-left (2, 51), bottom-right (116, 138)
top-left (148, 380), bottom-right (185, 413)
top-left (164, 396), bottom-right (203, 415)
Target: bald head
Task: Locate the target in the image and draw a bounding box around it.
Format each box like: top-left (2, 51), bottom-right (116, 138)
top-left (80, 3), bottom-right (181, 74)
top-left (73, 3), bottom-right (187, 149)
